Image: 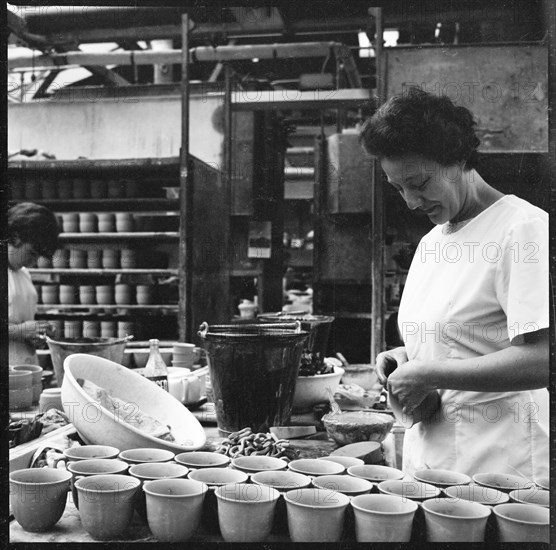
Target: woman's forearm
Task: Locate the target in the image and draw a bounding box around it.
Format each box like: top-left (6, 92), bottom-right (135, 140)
top-left (425, 330), bottom-right (549, 392)
top-left (8, 322), bottom-right (25, 342)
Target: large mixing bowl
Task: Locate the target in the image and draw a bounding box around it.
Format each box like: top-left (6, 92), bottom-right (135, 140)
top-left (45, 335), bottom-right (132, 387)
top-left (61, 353), bottom-right (206, 452)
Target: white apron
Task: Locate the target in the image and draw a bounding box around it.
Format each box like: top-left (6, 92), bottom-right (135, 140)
top-left (398, 195), bottom-right (549, 479)
top-left (8, 267), bottom-right (39, 365)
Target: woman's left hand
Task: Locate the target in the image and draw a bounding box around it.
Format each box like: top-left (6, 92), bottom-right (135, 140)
top-left (387, 360), bottom-right (437, 415)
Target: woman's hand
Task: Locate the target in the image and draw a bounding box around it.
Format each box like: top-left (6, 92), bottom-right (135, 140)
top-left (375, 346), bottom-right (408, 386)
top-left (11, 320), bottom-right (56, 347)
top-left (387, 360), bottom-right (437, 415)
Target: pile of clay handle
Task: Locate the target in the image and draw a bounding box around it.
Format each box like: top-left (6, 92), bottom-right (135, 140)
top-left (216, 427), bottom-right (298, 461)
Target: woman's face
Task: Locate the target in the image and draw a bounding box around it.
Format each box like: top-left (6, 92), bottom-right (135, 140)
top-left (380, 154), bottom-right (467, 224)
top-left (8, 240), bottom-right (39, 270)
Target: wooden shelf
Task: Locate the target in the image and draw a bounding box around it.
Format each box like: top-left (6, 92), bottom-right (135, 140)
top-left (29, 268), bottom-right (178, 276)
top-left (13, 199), bottom-right (179, 211)
top-left (58, 232), bottom-right (179, 241)
top-left (37, 304), bottom-right (178, 311)
top-left (7, 157), bottom-right (180, 172)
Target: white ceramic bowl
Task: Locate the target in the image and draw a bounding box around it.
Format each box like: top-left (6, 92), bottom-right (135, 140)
top-left (61, 353), bottom-right (206, 453)
top-left (292, 366), bottom-right (344, 412)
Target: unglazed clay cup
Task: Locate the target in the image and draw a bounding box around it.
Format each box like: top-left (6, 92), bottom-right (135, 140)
top-left (12, 364), bottom-right (43, 403)
top-left (351, 493), bottom-right (418, 542)
top-left (67, 458), bottom-right (129, 509)
top-left (188, 467), bottom-right (249, 535)
top-left (284, 487), bottom-right (350, 542)
top-left (175, 451), bottom-right (230, 469)
top-left (75, 474), bottom-right (140, 540)
top-left (421, 498), bottom-right (492, 542)
top-left (129, 462), bottom-right (190, 520)
top-left (215, 483), bottom-right (280, 542)
top-left (493, 502), bottom-right (549, 543)
top-left (119, 448), bottom-right (175, 465)
top-left (10, 468), bottom-right (72, 532)
top-left (313, 474), bottom-right (373, 497)
top-left (144, 479), bottom-right (208, 542)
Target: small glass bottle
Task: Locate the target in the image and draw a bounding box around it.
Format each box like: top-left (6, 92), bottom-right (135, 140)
top-left (144, 338), bottom-right (168, 391)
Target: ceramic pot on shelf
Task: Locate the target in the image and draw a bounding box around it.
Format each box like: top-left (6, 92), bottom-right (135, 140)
top-left (61, 213), bottom-right (79, 233)
top-left (89, 179), bottom-right (107, 199)
top-left (41, 283), bottom-right (59, 305)
top-left (102, 249), bottom-right (120, 269)
top-left (59, 284), bottom-right (77, 305)
top-left (96, 285), bottom-right (114, 305)
top-left (98, 213), bottom-right (116, 233)
top-left (73, 178), bottom-right (89, 199)
top-left (79, 213), bottom-right (97, 233)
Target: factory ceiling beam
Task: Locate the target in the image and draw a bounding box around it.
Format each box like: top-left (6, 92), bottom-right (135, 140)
top-left (8, 9), bottom-right (130, 94)
top-left (9, 42), bottom-right (344, 71)
top-left (7, 9), bottom-right (49, 49)
top-left (28, 17), bottom-right (367, 47)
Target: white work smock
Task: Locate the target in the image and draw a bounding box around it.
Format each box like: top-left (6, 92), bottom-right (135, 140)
top-left (398, 195), bottom-right (549, 480)
top-left (8, 266), bottom-right (39, 365)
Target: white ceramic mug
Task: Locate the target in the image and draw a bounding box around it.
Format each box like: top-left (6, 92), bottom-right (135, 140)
top-left (167, 370), bottom-right (201, 404)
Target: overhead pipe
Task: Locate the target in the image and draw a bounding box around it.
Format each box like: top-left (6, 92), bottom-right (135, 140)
top-left (8, 41), bottom-right (342, 71)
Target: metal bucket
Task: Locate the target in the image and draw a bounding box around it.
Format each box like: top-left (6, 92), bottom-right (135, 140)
top-left (45, 335), bottom-right (133, 387)
top-left (198, 322), bottom-right (309, 434)
top-left (258, 313), bottom-right (335, 366)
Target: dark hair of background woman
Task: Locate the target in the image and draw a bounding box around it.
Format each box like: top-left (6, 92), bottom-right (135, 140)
top-left (8, 202), bottom-right (59, 258)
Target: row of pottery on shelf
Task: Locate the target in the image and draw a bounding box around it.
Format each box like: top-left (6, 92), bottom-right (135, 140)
top-left (38, 283), bottom-right (154, 305)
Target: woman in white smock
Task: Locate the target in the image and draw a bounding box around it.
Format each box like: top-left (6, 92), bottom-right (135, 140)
top-left (8, 202), bottom-right (60, 365)
top-left (359, 88), bottom-right (549, 480)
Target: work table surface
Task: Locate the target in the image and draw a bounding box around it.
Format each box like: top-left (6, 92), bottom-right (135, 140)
top-left (10, 403), bottom-right (380, 543)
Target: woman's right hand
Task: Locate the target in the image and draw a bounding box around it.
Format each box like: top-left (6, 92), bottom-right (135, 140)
top-left (18, 320), bottom-right (56, 347)
top-left (376, 346), bottom-right (408, 386)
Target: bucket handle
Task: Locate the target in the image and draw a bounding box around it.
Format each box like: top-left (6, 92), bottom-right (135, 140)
top-left (198, 320), bottom-right (302, 338)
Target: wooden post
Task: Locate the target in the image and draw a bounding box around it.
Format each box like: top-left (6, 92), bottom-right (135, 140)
top-left (370, 7), bottom-right (385, 363)
top-left (179, 13), bottom-right (191, 341)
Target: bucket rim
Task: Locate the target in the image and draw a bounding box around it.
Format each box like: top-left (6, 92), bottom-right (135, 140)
top-left (258, 312), bottom-right (335, 323)
top-left (45, 335), bottom-right (132, 347)
top-left (198, 321), bottom-right (309, 340)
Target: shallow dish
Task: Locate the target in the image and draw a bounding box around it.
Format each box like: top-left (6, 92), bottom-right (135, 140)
top-left (473, 472), bottom-right (534, 492)
top-left (61, 353), bottom-right (206, 453)
top-left (414, 468), bottom-right (472, 488)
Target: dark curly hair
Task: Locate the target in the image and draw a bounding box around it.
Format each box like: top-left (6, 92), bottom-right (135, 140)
top-left (360, 87), bottom-right (480, 170)
top-left (8, 202), bottom-right (59, 258)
